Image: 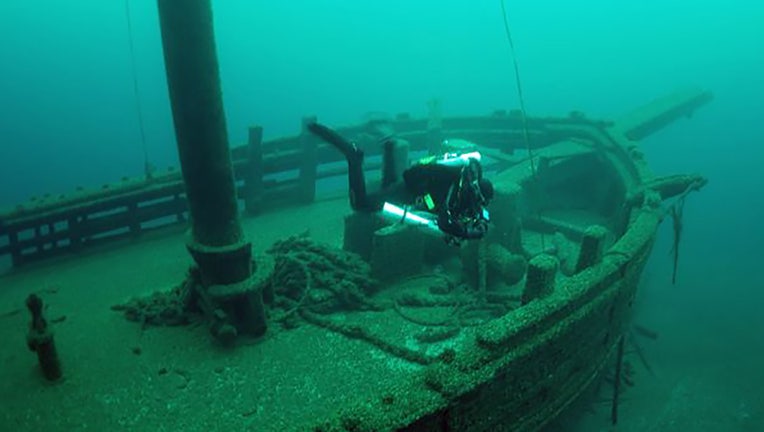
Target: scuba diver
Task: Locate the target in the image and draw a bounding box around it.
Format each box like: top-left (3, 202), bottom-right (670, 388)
top-left (307, 122), bottom-right (494, 245)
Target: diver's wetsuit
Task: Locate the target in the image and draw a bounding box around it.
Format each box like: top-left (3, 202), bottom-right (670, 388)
top-left (403, 158), bottom-right (491, 239)
top-left (307, 122), bottom-right (491, 241)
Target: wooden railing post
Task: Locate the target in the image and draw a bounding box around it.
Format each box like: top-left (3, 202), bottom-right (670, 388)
top-left (299, 116), bottom-right (318, 203)
top-left (69, 216), bottom-right (82, 251)
top-left (522, 254), bottom-right (558, 305)
top-left (128, 203), bottom-right (141, 236)
top-left (426, 99), bottom-right (442, 155)
top-left (244, 126), bottom-right (264, 215)
top-left (575, 225), bottom-right (608, 273)
top-left (8, 231), bottom-right (21, 266)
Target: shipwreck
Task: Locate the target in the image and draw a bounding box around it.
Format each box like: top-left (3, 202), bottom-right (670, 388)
top-left (0, 1), bottom-right (710, 431)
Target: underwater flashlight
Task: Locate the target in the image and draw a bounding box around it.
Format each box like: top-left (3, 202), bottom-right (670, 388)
top-left (380, 202), bottom-right (441, 235)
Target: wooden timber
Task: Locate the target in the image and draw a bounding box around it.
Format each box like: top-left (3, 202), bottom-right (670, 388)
top-left (0, 88), bottom-right (712, 432)
top-left (0, 89), bottom-right (711, 269)
top-left (0, 112), bottom-right (609, 267)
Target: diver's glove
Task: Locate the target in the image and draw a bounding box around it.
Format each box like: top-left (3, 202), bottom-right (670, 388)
top-left (437, 210), bottom-right (489, 242)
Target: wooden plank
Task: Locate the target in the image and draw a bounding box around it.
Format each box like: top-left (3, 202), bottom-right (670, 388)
top-left (613, 88), bottom-right (713, 141)
top-left (10, 196), bottom-right (188, 253)
top-left (0, 113), bottom-right (626, 266)
top-left (0, 170), bottom-right (184, 221)
top-left (493, 140), bottom-right (597, 188)
top-left (2, 179), bottom-right (186, 228)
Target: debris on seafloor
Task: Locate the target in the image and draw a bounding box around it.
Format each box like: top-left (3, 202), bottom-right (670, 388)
top-left (110, 283), bottom-right (193, 329)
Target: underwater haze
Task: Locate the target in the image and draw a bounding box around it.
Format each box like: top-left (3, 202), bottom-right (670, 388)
top-left (1, 0), bottom-right (763, 431)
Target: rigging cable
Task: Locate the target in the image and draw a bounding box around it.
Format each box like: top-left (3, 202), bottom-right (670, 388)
top-left (500, 0), bottom-right (546, 252)
top-left (124, 0), bottom-right (152, 180)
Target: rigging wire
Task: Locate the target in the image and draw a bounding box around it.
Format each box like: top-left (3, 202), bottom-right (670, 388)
top-left (499, 0), bottom-right (546, 252)
top-left (124, 0), bottom-right (152, 180)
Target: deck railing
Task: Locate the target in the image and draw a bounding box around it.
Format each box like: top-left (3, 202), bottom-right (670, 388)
top-left (0, 111), bottom-right (608, 267)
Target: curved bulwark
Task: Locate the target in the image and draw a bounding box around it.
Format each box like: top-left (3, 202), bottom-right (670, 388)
top-left (307, 188), bottom-right (662, 432)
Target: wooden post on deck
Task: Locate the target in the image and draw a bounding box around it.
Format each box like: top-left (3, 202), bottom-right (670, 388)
top-left (370, 225), bottom-right (424, 282)
top-left (491, 182), bottom-right (523, 254)
top-left (299, 116), bottom-right (318, 203)
top-left (575, 225), bottom-right (609, 273)
top-left (34, 226), bottom-right (43, 253)
top-left (8, 230), bottom-right (21, 267)
top-left (343, 213), bottom-right (383, 261)
top-left (381, 138), bottom-right (409, 187)
top-left (48, 223), bottom-right (55, 249)
top-left (426, 99), bottom-right (442, 155)
top-left (68, 216), bottom-right (82, 251)
top-left (173, 194), bottom-right (186, 223)
top-left (521, 254), bottom-right (558, 304)
top-left (127, 203), bottom-right (141, 237)
top-left (244, 126), bottom-right (264, 215)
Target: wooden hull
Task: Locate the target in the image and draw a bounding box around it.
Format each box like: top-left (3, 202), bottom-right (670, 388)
top-left (0, 89), bottom-right (711, 432)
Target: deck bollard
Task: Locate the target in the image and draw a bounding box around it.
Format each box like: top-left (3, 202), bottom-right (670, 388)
top-left (26, 294), bottom-right (62, 381)
top-left (521, 254), bottom-right (558, 305)
top-left (575, 225), bottom-right (609, 273)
